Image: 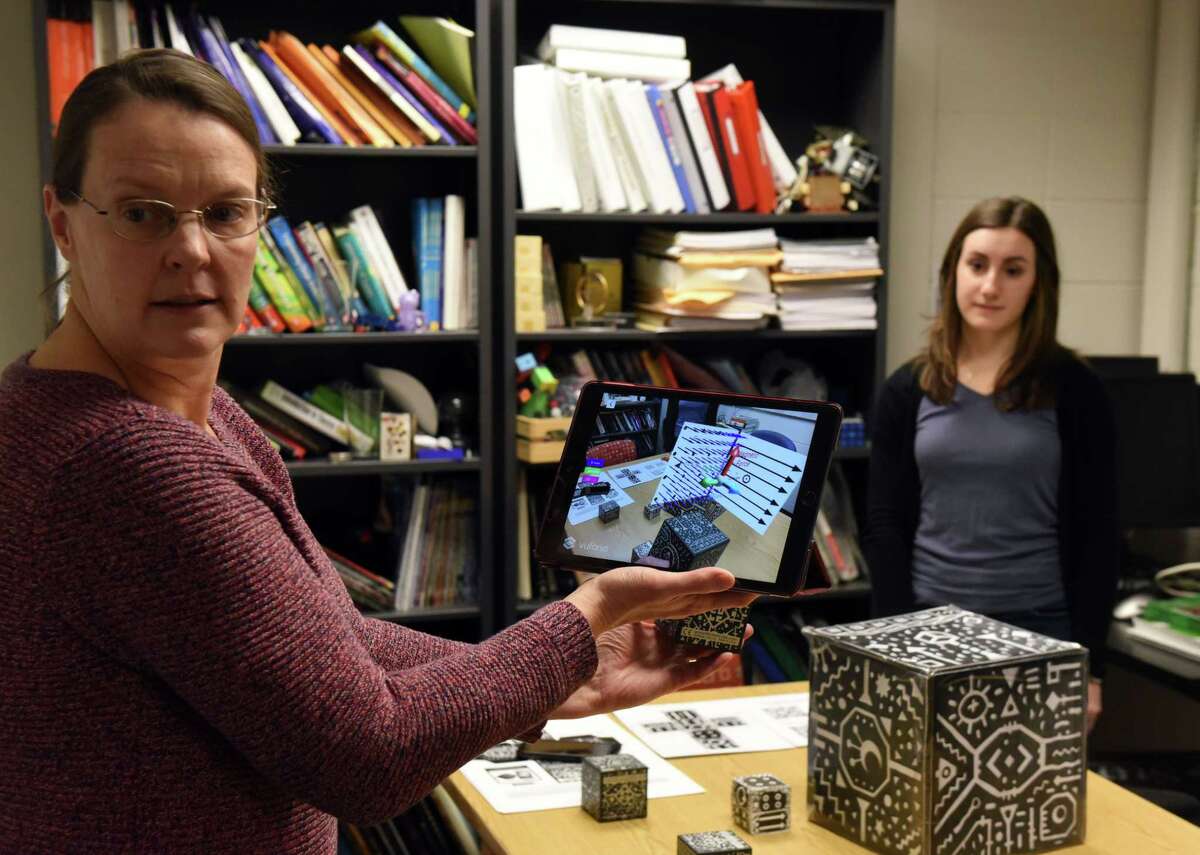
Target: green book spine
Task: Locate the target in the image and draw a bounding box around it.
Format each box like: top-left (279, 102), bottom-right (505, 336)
top-left (261, 230), bottom-right (324, 329)
top-left (304, 384), bottom-right (345, 420)
top-left (253, 236), bottom-right (314, 333)
top-left (334, 225), bottom-right (395, 320)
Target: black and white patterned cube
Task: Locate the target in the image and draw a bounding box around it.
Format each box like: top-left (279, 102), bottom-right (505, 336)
top-left (677, 830), bottom-right (751, 854)
top-left (599, 500), bottom-right (619, 523)
top-left (659, 606), bottom-right (749, 653)
top-left (649, 511), bottom-right (730, 571)
top-left (644, 501), bottom-right (662, 520)
top-left (700, 498), bottom-right (726, 521)
top-left (732, 773), bottom-right (790, 834)
top-left (805, 606), bottom-right (1088, 855)
top-left (631, 540), bottom-right (652, 563)
top-left (581, 753), bottom-right (647, 822)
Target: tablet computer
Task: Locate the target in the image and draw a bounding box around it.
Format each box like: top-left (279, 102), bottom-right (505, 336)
top-left (534, 381), bottom-right (843, 597)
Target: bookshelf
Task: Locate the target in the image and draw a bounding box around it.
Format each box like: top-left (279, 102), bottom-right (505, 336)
top-left (31, 0), bottom-right (498, 637)
top-left (30, 0), bottom-right (892, 645)
top-left (497, 0), bottom-right (894, 626)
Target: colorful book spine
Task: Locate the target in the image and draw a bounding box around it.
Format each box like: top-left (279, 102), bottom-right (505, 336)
top-left (196, 18), bottom-right (277, 144)
top-left (333, 225), bottom-right (395, 320)
top-left (293, 221), bottom-right (351, 327)
top-left (646, 84), bottom-right (696, 214)
top-left (413, 198), bottom-right (444, 330)
top-left (266, 217), bottom-right (345, 329)
top-left (357, 21), bottom-right (475, 123)
top-left (246, 280), bottom-right (287, 333)
top-left (260, 229), bottom-right (324, 329)
top-left (314, 222), bottom-right (370, 320)
top-left (362, 47), bottom-right (452, 144)
top-left (260, 380), bottom-right (370, 449)
top-left (254, 235), bottom-right (315, 332)
top-left (369, 44), bottom-right (477, 145)
top-left (243, 39), bottom-right (341, 144)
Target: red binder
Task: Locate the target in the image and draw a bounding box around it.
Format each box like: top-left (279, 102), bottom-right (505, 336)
top-left (729, 81), bottom-right (775, 214)
top-left (710, 85), bottom-right (755, 211)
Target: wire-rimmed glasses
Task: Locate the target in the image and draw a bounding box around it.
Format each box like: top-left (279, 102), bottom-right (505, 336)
top-left (65, 191), bottom-right (275, 241)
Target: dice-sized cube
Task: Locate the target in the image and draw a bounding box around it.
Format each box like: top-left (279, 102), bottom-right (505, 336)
top-left (631, 540), bottom-right (652, 563)
top-left (661, 606), bottom-right (749, 653)
top-left (649, 511), bottom-right (729, 571)
top-left (562, 536), bottom-right (576, 551)
top-left (581, 753), bottom-right (647, 822)
top-left (732, 773), bottom-right (790, 834)
top-left (599, 500), bottom-right (619, 523)
top-left (677, 830), bottom-right (752, 854)
top-left (644, 501), bottom-right (662, 520)
top-left (701, 498), bottom-right (726, 521)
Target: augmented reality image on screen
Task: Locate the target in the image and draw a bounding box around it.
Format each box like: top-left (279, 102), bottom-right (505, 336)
top-left (562, 393), bottom-right (817, 583)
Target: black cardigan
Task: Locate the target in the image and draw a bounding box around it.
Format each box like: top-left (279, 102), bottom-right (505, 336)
top-left (863, 355), bottom-right (1121, 677)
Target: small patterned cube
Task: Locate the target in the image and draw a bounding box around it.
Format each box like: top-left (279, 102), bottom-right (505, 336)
top-left (677, 830), bottom-right (752, 854)
top-left (599, 500), bottom-right (620, 523)
top-left (732, 773), bottom-right (790, 834)
top-left (581, 753), bottom-right (647, 822)
top-left (675, 606), bottom-right (749, 652)
top-left (649, 511), bottom-right (730, 571)
top-left (666, 496), bottom-right (697, 516)
top-left (562, 536), bottom-right (576, 551)
top-left (700, 498), bottom-right (726, 521)
top-left (644, 501), bottom-right (662, 520)
top-left (631, 540), bottom-right (652, 563)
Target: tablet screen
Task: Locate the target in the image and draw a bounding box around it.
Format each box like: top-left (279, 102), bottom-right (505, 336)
top-left (560, 390), bottom-right (821, 585)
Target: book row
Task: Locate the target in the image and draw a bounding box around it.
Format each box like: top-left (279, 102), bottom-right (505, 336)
top-left (48, 3), bottom-right (477, 148)
top-left (235, 199), bottom-right (475, 335)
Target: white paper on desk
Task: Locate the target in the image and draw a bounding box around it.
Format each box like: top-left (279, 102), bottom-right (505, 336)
top-left (614, 692), bottom-right (810, 758)
top-left (607, 457), bottom-right (667, 489)
top-left (457, 714), bottom-right (703, 814)
top-left (566, 471), bottom-right (634, 525)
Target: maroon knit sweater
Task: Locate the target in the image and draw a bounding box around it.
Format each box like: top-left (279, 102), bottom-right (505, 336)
top-left (0, 355), bottom-right (598, 854)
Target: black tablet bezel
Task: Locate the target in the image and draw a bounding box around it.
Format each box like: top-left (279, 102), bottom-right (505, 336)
top-left (533, 380), bottom-right (844, 597)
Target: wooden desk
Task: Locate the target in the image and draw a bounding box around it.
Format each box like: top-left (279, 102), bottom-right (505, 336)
top-left (565, 455), bottom-right (788, 584)
top-left (446, 682), bottom-right (1200, 855)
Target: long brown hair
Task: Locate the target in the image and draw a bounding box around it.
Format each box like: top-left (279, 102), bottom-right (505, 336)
top-left (51, 47), bottom-right (275, 206)
top-left (917, 196), bottom-right (1065, 411)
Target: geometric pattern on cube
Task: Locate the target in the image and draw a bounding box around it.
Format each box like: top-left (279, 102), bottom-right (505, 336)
top-left (581, 753), bottom-right (647, 823)
top-left (733, 773), bottom-right (790, 834)
top-left (676, 830), bottom-right (752, 854)
top-left (804, 606), bottom-right (1088, 855)
top-left (673, 607), bottom-right (750, 653)
top-left (649, 511), bottom-right (730, 571)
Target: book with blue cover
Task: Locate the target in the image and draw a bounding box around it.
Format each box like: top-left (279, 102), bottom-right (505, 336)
top-left (194, 18), bottom-right (276, 145)
top-left (356, 21), bottom-right (475, 124)
top-left (243, 39), bottom-right (341, 144)
top-left (645, 84), bottom-right (696, 213)
top-left (412, 198), bottom-right (444, 330)
top-left (266, 217), bottom-right (345, 328)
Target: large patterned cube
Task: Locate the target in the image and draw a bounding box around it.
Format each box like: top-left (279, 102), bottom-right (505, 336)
top-left (677, 830), bottom-right (751, 854)
top-left (599, 500), bottom-right (619, 523)
top-left (804, 606), bottom-right (1088, 855)
top-left (732, 773), bottom-right (790, 834)
top-left (581, 753), bottom-right (647, 822)
top-left (659, 607), bottom-right (749, 653)
top-left (649, 511), bottom-right (729, 571)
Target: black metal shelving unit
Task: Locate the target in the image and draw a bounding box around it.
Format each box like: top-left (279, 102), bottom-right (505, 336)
top-left (497, 0), bottom-right (894, 628)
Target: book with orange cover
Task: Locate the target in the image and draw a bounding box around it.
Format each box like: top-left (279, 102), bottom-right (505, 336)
top-left (728, 81), bottom-right (775, 214)
top-left (269, 31), bottom-right (392, 147)
top-left (655, 351), bottom-right (680, 388)
top-left (258, 39), bottom-right (355, 145)
top-left (316, 45), bottom-right (420, 148)
top-left (708, 86), bottom-right (755, 211)
top-left (46, 18), bottom-right (74, 129)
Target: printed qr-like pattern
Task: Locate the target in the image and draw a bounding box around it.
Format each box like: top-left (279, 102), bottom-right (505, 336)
top-left (678, 829), bottom-right (752, 853)
top-left (805, 608), bottom-right (1087, 855)
top-left (602, 777), bottom-right (647, 820)
top-left (733, 774), bottom-right (790, 834)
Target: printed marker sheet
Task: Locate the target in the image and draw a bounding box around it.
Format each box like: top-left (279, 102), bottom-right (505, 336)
top-left (458, 714), bottom-right (703, 813)
top-left (651, 422), bottom-right (807, 536)
top-left (614, 693), bottom-right (810, 758)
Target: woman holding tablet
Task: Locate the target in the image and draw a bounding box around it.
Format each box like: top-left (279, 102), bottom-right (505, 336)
top-left (864, 197), bottom-right (1118, 733)
top-left (0, 50), bottom-right (754, 853)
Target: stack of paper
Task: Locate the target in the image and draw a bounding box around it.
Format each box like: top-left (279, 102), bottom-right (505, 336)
top-left (633, 229), bottom-right (779, 331)
top-left (772, 237), bottom-right (881, 331)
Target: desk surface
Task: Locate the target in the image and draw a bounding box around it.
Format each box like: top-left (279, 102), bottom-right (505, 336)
top-left (446, 682), bottom-right (1200, 855)
top-left (565, 455), bottom-right (788, 584)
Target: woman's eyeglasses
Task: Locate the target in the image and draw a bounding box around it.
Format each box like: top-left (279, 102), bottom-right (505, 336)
top-left (65, 191), bottom-right (275, 241)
